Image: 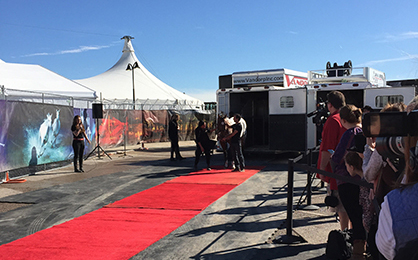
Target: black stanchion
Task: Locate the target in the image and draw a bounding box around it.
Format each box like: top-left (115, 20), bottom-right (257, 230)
top-left (303, 148), bottom-right (320, 210)
top-left (274, 158), bottom-right (305, 244)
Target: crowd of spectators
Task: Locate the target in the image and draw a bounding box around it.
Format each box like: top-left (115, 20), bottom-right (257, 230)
top-left (318, 91), bottom-right (418, 260)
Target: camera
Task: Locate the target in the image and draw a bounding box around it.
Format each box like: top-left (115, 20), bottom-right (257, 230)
top-left (308, 102), bottom-right (329, 127)
top-left (363, 111), bottom-right (418, 138)
top-left (363, 111), bottom-right (418, 161)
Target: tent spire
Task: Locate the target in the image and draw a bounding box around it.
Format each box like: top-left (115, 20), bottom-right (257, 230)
top-left (121, 36), bottom-right (135, 53)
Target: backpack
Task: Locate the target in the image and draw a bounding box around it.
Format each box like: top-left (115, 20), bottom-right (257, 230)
top-left (325, 229), bottom-right (353, 260)
top-left (394, 237), bottom-right (418, 260)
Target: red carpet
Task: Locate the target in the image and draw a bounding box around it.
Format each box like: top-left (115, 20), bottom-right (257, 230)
top-left (0, 166), bottom-right (263, 260)
top-left (105, 183), bottom-right (236, 210)
top-left (0, 208), bottom-right (198, 260)
top-left (168, 166), bottom-right (264, 185)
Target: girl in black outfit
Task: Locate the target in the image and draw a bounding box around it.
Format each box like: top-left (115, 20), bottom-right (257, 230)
top-left (194, 121), bottom-right (214, 171)
top-left (71, 115), bottom-right (90, 172)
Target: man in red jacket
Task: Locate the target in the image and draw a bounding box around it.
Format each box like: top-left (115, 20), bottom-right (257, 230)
top-left (317, 91), bottom-right (349, 230)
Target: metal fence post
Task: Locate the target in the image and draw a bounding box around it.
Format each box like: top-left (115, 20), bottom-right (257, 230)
top-left (274, 159), bottom-right (304, 244)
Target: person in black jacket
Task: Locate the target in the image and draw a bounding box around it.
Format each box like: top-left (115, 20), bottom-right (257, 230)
top-left (194, 121), bottom-right (214, 171)
top-left (168, 114), bottom-right (183, 161)
top-left (71, 115), bottom-right (90, 172)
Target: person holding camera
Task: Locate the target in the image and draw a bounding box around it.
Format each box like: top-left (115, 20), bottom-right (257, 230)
top-left (317, 91), bottom-right (350, 231)
top-left (363, 103), bottom-right (406, 191)
top-left (71, 115), bottom-right (91, 172)
top-left (331, 104), bottom-right (367, 256)
top-left (375, 99), bottom-right (418, 260)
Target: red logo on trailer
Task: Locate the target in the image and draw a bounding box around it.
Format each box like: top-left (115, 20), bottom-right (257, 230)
top-left (285, 75), bottom-right (308, 87)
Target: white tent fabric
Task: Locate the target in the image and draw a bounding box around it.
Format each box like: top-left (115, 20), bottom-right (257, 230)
top-left (0, 59), bottom-right (97, 100)
top-left (76, 36), bottom-right (203, 109)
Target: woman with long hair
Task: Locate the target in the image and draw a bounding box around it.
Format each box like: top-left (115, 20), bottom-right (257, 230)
top-left (71, 115), bottom-right (90, 172)
top-left (331, 104), bottom-right (366, 255)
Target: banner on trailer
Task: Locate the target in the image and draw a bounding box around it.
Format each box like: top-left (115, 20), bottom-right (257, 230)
top-left (3, 101), bottom-right (73, 171)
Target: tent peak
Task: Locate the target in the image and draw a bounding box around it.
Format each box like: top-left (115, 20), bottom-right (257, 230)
top-left (121, 36), bottom-right (135, 53)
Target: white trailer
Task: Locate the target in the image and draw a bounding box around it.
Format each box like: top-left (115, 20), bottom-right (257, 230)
top-left (217, 66), bottom-right (415, 153)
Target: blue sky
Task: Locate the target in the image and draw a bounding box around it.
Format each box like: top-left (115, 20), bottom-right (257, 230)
top-left (1, 1), bottom-right (418, 102)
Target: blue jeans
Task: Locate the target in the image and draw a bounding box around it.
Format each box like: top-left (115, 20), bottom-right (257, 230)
top-left (230, 142), bottom-right (245, 170)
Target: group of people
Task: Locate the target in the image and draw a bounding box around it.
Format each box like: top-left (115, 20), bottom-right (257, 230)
top-left (318, 90), bottom-right (418, 259)
top-left (167, 113), bottom-right (247, 172)
top-left (216, 112), bottom-right (247, 172)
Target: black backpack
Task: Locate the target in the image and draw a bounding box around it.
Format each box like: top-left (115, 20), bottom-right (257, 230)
top-left (394, 237), bottom-right (418, 260)
top-left (325, 229), bottom-right (353, 260)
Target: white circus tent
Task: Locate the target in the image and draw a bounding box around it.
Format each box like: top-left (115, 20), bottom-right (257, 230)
top-left (76, 36), bottom-right (203, 110)
top-left (0, 59), bottom-right (97, 108)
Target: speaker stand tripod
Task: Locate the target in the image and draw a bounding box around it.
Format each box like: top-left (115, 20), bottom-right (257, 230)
top-left (85, 118), bottom-right (112, 160)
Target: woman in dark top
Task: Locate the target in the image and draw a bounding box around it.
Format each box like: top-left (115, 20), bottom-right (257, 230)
top-left (71, 115), bottom-right (90, 172)
top-left (331, 104), bottom-right (366, 255)
top-left (168, 114), bottom-right (183, 161)
top-left (194, 121), bottom-right (213, 171)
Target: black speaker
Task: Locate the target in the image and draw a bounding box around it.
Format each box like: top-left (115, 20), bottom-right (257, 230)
top-left (92, 103), bottom-right (103, 119)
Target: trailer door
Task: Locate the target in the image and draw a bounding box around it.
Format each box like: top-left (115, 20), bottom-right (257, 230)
top-left (269, 88), bottom-right (307, 152)
top-left (217, 91), bottom-right (229, 115)
top-left (364, 87), bottom-right (415, 110)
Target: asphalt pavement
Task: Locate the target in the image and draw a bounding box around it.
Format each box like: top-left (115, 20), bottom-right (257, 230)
top-left (0, 141), bottom-right (346, 260)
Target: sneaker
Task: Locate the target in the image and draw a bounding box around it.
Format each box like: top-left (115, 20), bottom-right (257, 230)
top-left (207, 167), bottom-right (212, 171)
top-left (232, 168), bottom-right (240, 172)
top-left (239, 169), bottom-right (245, 172)
top-left (232, 162), bottom-right (236, 169)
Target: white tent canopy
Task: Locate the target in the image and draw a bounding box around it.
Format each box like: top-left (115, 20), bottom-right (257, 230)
top-left (0, 59), bottom-right (97, 102)
top-left (76, 36), bottom-right (203, 110)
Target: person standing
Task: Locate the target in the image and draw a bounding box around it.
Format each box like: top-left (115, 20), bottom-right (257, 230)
top-left (168, 114), bottom-right (183, 161)
top-left (71, 115), bottom-right (90, 172)
top-left (331, 104), bottom-right (366, 256)
top-left (317, 91), bottom-right (350, 231)
top-left (194, 121), bottom-right (213, 171)
top-left (223, 114), bottom-right (245, 172)
top-left (239, 116), bottom-right (247, 151)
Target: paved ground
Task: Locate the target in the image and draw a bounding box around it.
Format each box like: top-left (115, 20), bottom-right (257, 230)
top-left (0, 141), bottom-right (354, 260)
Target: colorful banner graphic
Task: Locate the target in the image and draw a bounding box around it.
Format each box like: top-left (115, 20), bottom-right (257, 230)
top-left (142, 110), bottom-right (169, 143)
top-left (3, 101), bottom-right (73, 171)
top-left (73, 108), bottom-right (96, 154)
top-left (0, 100), bottom-right (215, 175)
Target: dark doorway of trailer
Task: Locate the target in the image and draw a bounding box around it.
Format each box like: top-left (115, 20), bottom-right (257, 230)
top-left (229, 91), bottom-right (269, 151)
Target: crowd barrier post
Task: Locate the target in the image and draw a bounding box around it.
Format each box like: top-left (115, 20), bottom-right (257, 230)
top-left (274, 158), bottom-right (305, 244)
top-left (303, 148), bottom-right (320, 210)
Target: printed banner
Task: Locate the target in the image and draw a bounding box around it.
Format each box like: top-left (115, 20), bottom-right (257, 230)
top-left (142, 110), bottom-right (169, 143)
top-left (0, 101), bottom-right (9, 172)
top-left (98, 110), bottom-right (127, 148)
top-left (0, 100), bottom-right (215, 175)
top-left (3, 101), bottom-right (73, 171)
top-left (126, 110), bottom-right (143, 145)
